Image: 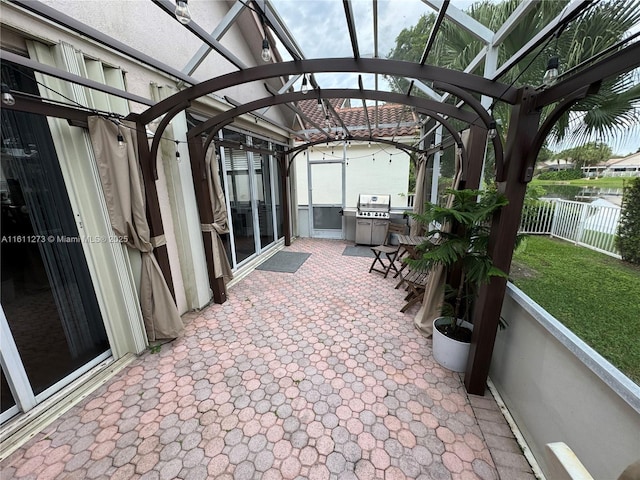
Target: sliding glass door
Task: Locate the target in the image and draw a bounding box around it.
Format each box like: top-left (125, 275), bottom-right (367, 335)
top-left (1, 105), bottom-right (110, 422)
top-left (219, 129), bottom-right (283, 268)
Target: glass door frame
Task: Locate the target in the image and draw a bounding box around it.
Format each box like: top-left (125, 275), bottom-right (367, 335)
top-left (307, 155), bottom-right (346, 239)
top-left (218, 129), bottom-right (285, 270)
top-left (1, 305), bottom-right (112, 424)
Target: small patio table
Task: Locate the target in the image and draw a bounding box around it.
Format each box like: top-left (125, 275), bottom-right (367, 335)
top-left (394, 235), bottom-right (430, 276)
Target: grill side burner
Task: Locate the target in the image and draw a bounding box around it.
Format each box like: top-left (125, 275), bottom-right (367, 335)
top-left (355, 194), bottom-right (391, 245)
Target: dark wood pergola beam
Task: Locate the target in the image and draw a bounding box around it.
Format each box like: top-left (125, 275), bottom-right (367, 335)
top-left (433, 81), bottom-right (504, 180)
top-left (343, 0), bottom-right (360, 59)
top-left (263, 84), bottom-right (332, 140)
top-left (357, 76), bottom-right (373, 139)
top-left (420, 0), bottom-right (450, 66)
top-left (186, 88), bottom-right (482, 140)
top-left (136, 58), bottom-right (519, 124)
top-left (534, 40), bottom-right (640, 108)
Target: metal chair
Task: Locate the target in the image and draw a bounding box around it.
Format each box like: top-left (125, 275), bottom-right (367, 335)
top-left (368, 223), bottom-right (407, 278)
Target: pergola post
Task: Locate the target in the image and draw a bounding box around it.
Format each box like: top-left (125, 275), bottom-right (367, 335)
top-left (186, 136), bottom-right (227, 304)
top-left (135, 120), bottom-right (175, 298)
top-left (459, 124), bottom-right (488, 191)
top-left (464, 87), bottom-right (541, 394)
top-left (280, 155), bottom-right (292, 246)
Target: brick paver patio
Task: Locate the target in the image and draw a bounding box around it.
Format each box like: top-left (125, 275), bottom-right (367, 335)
top-left (1, 238), bottom-right (534, 479)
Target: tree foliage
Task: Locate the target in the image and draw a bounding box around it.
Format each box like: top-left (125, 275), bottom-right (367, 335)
top-left (552, 142), bottom-right (612, 169)
top-left (617, 177), bottom-right (640, 265)
top-left (386, 0), bottom-right (640, 147)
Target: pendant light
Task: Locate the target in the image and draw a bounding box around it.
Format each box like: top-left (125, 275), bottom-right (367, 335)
top-left (1, 84), bottom-right (15, 106)
top-left (261, 38), bottom-right (272, 62)
top-left (175, 0), bottom-right (192, 24)
top-left (543, 56), bottom-right (559, 87)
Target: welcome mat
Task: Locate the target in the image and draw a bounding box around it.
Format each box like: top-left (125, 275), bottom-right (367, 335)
top-left (256, 251), bottom-right (311, 273)
top-left (342, 245), bottom-right (375, 258)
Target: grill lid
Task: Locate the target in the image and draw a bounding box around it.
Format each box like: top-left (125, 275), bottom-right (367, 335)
top-left (357, 194), bottom-right (391, 212)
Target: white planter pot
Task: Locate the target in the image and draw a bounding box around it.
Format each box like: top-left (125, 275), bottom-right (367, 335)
top-left (432, 317), bottom-right (473, 372)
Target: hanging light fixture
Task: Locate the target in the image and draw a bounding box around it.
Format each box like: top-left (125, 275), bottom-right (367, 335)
top-left (301, 75), bottom-right (309, 94)
top-left (317, 97), bottom-right (323, 111)
top-left (117, 131), bottom-right (125, 147)
top-left (261, 38), bottom-right (272, 62)
top-left (1, 83), bottom-right (15, 106)
top-left (543, 56), bottom-right (559, 87)
top-left (175, 0), bottom-right (192, 24)
top-left (488, 120), bottom-right (497, 139)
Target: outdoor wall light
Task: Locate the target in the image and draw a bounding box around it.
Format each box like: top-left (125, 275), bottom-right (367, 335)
top-left (488, 121), bottom-right (497, 139)
top-left (261, 38), bottom-right (272, 62)
top-left (1, 83), bottom-right (16, 106)
top-left (175, 0), bottom-right (192, 24)
top-left (301, 75), bottom-right (309, 94)
top-left (543, 56), bottom-right (559, 87)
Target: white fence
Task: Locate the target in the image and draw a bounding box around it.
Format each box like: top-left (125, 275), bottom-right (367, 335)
top-left (519, 199), bottom-right (621, 257)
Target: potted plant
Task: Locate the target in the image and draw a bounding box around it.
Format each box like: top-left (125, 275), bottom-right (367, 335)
top-left (407, 188), bottom-right (509, 372)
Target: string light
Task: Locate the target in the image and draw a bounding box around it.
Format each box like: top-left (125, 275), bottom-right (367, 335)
top-left (175, 140), bottom-right (181, 161)
top-left (543, 56), bottom-right (559, 87)
top-left (1, 83), bottom-right (15, 106)
top-left (261, 38), bottom-right (271, 62)
top-left (301, 75), bottom-right (309, 94)
top-left (117, 132), bottom-right (125, 147)
top-left (488, 120), bottom-right (497, 139)
top-left (175, 0), bottom-right (192, 24)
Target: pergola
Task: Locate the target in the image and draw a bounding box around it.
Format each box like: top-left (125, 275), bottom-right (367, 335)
top-left (2, 0), bottom-right (639, 395)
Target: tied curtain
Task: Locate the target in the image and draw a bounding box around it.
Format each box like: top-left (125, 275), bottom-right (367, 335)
top-left (409, 153), bottom-right (428, 236)
top-left (88, 116), bottom-right (183, 341)
top-left (413, 130), bottom-right (467, 337)
top-left (203, 145), bottom-right (233, 285)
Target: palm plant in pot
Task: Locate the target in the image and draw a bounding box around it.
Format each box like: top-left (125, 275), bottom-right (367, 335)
top-left (407, 188), bottom-right (508, 372)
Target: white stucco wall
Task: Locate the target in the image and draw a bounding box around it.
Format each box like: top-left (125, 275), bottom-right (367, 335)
top-left (492, 284), bottom-right (640, 480)
top-left (294, 141), bottom-right (411, 208)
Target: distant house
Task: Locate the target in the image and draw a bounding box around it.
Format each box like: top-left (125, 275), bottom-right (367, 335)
top-left (538, 158), bottom-right (575, 172)
top-left (582, 152), bottom-right (640, 177)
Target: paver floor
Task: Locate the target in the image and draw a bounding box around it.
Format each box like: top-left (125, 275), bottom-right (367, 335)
top-left (1, 238), bottom-right (533, 479)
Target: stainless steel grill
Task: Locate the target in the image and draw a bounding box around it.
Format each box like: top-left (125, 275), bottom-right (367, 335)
top-left (356, 194), bottom-right (391, 245)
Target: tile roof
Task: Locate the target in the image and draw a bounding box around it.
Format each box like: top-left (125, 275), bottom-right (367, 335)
top-left (296, 98), bottom-right (419, 142)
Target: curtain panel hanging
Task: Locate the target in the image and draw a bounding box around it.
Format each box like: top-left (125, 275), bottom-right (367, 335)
top-left (88, 116), bottom-right (183, 341)
top-left (410, 153), bottom-right (428, 236)
top-left (203, 145), bottom-right (233, 285)
top-left (413, 130), bottom-right (467, 337)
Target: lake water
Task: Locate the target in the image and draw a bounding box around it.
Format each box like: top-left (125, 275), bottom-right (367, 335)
top-left (539, 185), bottom-right (623, 202)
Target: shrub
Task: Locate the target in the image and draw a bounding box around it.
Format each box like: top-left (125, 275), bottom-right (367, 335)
top-left (617, 178), bottom-right (640, 265)
top-left (537, 169), bottom-right (583, 181)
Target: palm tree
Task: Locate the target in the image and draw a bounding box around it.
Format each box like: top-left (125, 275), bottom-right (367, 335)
top-left (387, 0), bottom-right (640, 148)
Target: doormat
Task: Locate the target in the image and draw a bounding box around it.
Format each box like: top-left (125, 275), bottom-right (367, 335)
top-left (256, 251), bottom-right (311, 273)
top-left (342, 245), bottom-right (375, 258)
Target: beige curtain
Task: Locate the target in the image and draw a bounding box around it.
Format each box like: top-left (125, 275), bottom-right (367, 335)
top-left (414, 130), bottom-right (467, 337)
top-left (88, 116), bottom-right (184, 341)
top-left (410, 153), bottom-right (428, 236)
top-left (203, 145), bottom-right (233, 284)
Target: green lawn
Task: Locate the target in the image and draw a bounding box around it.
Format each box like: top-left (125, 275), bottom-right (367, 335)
top-left (511, 236), bottom-right (640, 384)
top-left (532, 177), bottom-right (627, 189)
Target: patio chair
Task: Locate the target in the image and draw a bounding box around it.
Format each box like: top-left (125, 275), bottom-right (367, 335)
top-left (368, 223), bottom-right (407, 278)
top-left (398, 267), bottom-right (430, 312)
